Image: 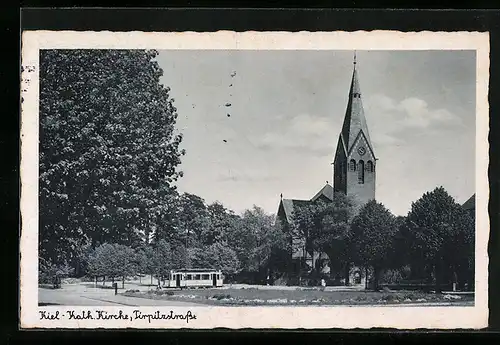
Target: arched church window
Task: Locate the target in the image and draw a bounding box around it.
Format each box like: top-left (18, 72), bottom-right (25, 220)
top-left (358, 160), bottom-right (365, 184)
top-left (350, 159), bottom-right (356, 172)
top-left (366, 160), bottom-right (374, 173)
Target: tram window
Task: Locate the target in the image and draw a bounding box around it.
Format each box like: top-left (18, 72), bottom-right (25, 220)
top-left (186, 274), bottom-right (192, 280)
top-left (194, 274), bottom-right (201, 280)
top-left (202, 274), bottom-right (210, 280)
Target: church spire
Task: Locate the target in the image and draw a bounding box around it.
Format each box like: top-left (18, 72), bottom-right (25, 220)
top-left (333, 54), bottom-right (376, 205)
top-left (340, 52), bottom-right (372, 152)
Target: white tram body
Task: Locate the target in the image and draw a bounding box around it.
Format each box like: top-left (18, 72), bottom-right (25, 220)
top-left (166, 268), bottom-right (224, 288)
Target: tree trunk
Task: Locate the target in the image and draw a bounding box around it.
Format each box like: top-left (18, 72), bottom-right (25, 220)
top-left (344, 262), bottom-right (350, 286)
top-left (95, 276), bottom-right (97, 288)
top-left (452, 268), bottom-right (458, 292)
top-left (139, 275), bottom-right (142, 284)
top-left (151, 274), bottom-right (153, 286)
top-left (434, 260), bottom-right (442, 294)
top-left (122, 276), bottom-right (125, 289)
top-left (373, 267), bottom-right (380, 291)
top-left (365, 267), bottom-right (369, 289)
top-left (103, 276), bottom-right (106, 287)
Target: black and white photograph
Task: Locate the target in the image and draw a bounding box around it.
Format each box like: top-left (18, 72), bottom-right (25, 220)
top-left (20, 31), bottom-right (489, 329)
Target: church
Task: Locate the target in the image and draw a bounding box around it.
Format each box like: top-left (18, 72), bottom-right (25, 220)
top-left (276, 55), bottom-right (376, 284)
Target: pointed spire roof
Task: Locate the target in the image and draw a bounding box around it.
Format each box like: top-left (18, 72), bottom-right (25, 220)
top-left (340, 55), bottom-right (373, 151)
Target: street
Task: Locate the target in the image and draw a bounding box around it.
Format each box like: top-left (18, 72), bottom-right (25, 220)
top-left (39, 283), bottom-right (204, 307)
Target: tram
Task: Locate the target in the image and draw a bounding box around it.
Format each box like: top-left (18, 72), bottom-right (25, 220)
top-left (165, 268), bottom-right (224, 288)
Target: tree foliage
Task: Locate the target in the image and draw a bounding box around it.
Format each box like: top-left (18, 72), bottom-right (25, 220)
top-left (191, 242), bottom-right (240, 274)
top-left (312, 194), bottom-right (356, 271)
top-left (39, 49), bottom-right (185, 267)
top-left (291, 194), bottom-right (355, 280)
top-left (87, 243), bottom-right (137, 280)
top-left (406, 187), bottom-right (475, 290)
top-left (351, 200), bottom-right (398, 289)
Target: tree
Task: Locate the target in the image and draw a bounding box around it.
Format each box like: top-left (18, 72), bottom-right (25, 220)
top-left (312, 193), bottom-right (356, 285)
top-left (203, 202), bottom-right (235, 245)
top-left (152, 240), bottom-right (173, 285)
top-left (191, 242), bottom-right (240, 275)
top-left (351, 200), bottom-right (398, 290)
top-left (135, 245), bottom-right (156, 285)
top-left (39, 257), bottom-right (74, 288)
top-left (39, 50), bottom-right (185, 269)
top-left (291, 197), bottom-right (355, 280)
top-left (290, 202), bottom-right (320, 272)
top-left (262, 219), bottom-right (292, 279)
top-left (87, 243), bottom-right (137, 287)
top-left (227, 206), bottom-right (276, 275)
top-left (172, 193), bottom-right (211, 247)
top-left (406, 186), bottom-right (475, 292)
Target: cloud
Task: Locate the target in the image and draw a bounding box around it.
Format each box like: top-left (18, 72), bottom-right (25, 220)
top-left (217, 170), bottom-right (279, 183)
top-left (289, 114), bottom-right (333, 136)
top-left (366, 94), bottom-right (463, 146)
top-left (251, 113), bottom-right (336, 156)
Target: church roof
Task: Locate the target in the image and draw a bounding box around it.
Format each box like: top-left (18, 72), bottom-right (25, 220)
top-left (279, 198), bottom-right (309, 223)
top-left (279, 184), bottom-right (334, 223)
top-left (462, 194), bottom-right (475, 210)
top-left (340, 62), bottom-right (373, 151)
top-left (311, 183), bottom-right (334, 202)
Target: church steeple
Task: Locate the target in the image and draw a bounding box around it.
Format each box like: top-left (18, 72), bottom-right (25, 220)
top-left (333, 53), bottom-right (376, 206)
top-left (340, 54), bottom-right (373, 152)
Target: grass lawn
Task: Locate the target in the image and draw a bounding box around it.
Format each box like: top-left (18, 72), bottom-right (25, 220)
top-left (122, 287), bottom-right (474, 306)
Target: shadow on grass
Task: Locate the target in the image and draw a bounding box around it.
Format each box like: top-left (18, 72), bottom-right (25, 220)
top-left (39, 303), bottom-right (60, 306)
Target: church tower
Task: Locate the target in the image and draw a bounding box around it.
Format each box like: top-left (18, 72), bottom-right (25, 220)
top-left (333, 54), bottom-right (376, 206)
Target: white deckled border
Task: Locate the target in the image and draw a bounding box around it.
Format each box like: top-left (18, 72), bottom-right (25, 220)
top-left (20, 30), bottom-right (490, 329)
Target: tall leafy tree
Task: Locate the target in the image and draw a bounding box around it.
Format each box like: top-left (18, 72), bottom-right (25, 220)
top-left (291, 202), bottom-right (320, 268)
top-left (175, 193), bottom-right (211, 247)
top-left (87, 243), bottom-right (137, 285)
top-left (191, 242), bottom-right (240, 275)
top-left (39, 49), bottom-right (185, 269)
top-left (229, 206), bottom-right (277, 274)
top-left (152, 239), bottom-right (173, 284)
top-left (406, 186), bottom-right (474, 292)
top-left (203, 202), bottom-right (235, 245)
top-left (312, 193), bottom-right (356, 284)
top-left (351, 200), bottom-right (398, 290)
top-left (135, 245), bottom-right (155, 285)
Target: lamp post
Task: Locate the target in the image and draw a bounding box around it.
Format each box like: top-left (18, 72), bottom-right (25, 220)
top-left (185, 228), bottom-right (189, 269)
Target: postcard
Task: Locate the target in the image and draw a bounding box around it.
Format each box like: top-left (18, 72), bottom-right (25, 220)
top-left (20, 30), bottom-right (489, 329)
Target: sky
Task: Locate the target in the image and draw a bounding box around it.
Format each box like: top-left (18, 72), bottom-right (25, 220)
top-left (156, 50), bottom-right (476, 216)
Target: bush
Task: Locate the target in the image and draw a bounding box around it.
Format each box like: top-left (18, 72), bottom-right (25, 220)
top-left (380, 269), bottom-right (405, 285)
top-left (382, 294), bottom-right (396, 301)
top-left (402, 292), bottom-right (416, 300)
top-left (39, 259), bottom-right (74, 287)
top-left (154, 290), bottom-right (174, 296)
top-left (213, 293), bottom-right (231, 300)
